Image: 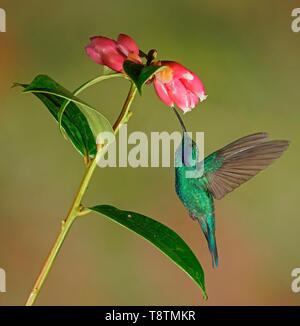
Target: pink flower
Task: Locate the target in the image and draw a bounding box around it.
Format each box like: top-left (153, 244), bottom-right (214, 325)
top-left (85, 34), bottom-right (141, 72)
top-left (153, 61), bottom-right (207, 113)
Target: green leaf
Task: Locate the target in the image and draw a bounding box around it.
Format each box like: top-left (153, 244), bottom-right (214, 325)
top-left (123, 61), bottom-right (164, 94)
top-left (123, 61), bottom-right (144, 89)
top-left (15, 75), bottom-right (113, 159)
top-left (57, 73), bottom-right (121, 134)
top-left (90, 204), bottom-right (207, 298)
top-left (137, 65), bottom-right (165, 91)
top-left (80, 106), bottom-right (113, 144)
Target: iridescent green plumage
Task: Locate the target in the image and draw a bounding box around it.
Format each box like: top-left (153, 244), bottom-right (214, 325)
top-left (173, 109), bottom-right (289, 267)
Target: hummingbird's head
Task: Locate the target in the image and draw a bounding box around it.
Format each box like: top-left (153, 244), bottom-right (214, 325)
top-left (172, 106), bottom-right (199, 170)
top-left (175, 133), bottom-right (199, 168)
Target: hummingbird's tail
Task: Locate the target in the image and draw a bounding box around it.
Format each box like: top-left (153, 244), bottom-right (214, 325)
top-left (198, 214), bottom-right (219, 268)
top-left (207, 230), bottom-right (219, 268)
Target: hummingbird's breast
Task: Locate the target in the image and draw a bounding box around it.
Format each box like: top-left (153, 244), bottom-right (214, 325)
top-left (175, 168), bottom-right (214, 218)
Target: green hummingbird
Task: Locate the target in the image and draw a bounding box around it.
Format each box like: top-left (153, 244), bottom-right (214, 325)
top-left (173, 108), bottom-right (289, 267)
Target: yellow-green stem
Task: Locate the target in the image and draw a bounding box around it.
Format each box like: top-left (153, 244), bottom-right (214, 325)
top-left (25, 83), bottom-right (137, 306)
top-left (113, 84), bottom-right (137, 132)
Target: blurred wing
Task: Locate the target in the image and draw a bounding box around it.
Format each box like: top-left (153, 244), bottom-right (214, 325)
top-left (204, 133), bottom-right (289, 200)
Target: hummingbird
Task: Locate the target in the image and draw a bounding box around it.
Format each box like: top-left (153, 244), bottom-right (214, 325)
top-left (172, 108), bottom-right (289, 267)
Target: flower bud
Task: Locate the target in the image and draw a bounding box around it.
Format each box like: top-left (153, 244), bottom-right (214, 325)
top-left (85, 34), bottom-right (141, 72)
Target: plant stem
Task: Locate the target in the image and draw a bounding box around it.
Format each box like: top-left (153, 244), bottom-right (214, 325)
top-left (74, 73), bottom-right (123, 95)
top-left (113, 84), bottom-right (137, 132)
top-left (25, 82), bottom-right (137, 306)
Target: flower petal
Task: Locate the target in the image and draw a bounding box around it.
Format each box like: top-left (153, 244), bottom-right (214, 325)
top-left (86, 36), bottom-right (128, 71)
top-left (187, 91), bottom-right (199, 109)
top-left (102, 52), bottom-right (125, 72)
top-left (117, 34), bottom-right (140, 56)
top-left (180, 71), bottom-right (206, 99)
top-left (160, 61), bottom-right (187, 79)
top-left (85, 45), bottom-right (104, 65)
top-left (153, 79), bottom-right (174, 107)
top-left (166, 79), bottom-right (189, 111)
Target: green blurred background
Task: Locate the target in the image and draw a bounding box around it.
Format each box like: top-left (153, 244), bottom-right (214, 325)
top-left (0, 0), bottom-right (299, 305)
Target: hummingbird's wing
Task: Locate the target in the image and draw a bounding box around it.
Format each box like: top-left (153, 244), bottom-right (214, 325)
top-left (203, 133), bottom-right (289, 200)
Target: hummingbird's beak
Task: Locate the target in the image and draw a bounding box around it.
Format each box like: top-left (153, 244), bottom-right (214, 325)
top-left (172, 106), bottom-right (187, 133)
top-left (172, 106), bottom-right (192, 166)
